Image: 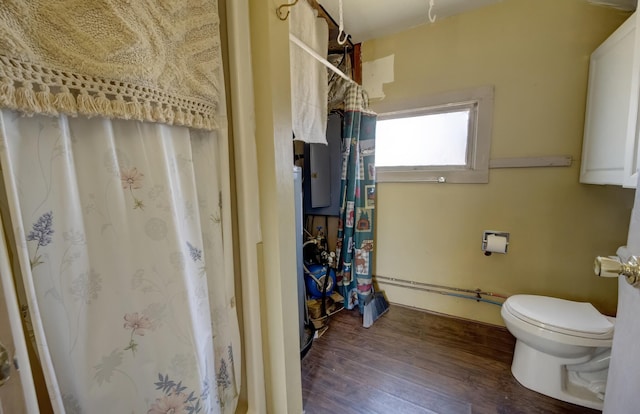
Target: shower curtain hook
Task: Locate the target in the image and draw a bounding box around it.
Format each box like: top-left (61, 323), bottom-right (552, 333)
top-left (277, 0), bottom-right (299, 21)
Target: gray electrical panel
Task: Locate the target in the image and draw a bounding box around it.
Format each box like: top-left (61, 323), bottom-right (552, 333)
top-left (303, 112), bottom-right (342, 216)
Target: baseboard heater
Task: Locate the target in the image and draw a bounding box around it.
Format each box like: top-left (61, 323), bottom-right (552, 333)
top-left (374, 274), bottom-right (507, 306)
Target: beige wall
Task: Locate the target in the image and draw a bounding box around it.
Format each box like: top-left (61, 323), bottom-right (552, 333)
top-left (363, 0), bottom-right (635, 325)
top-left (247, 0), bottom-right (303, 412)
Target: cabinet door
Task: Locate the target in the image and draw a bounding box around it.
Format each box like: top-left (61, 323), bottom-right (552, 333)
top-left (581, 13), bottom-right (636, 186)
top-left (624, 13), bottom-right (640, 188)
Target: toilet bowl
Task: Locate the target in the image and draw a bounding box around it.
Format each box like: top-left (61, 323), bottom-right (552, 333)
top-left (501, 294), bottom-right (614, 410)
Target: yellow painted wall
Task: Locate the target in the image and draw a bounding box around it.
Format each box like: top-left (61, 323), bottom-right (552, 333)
top-left (247, 0), bottom-right (304, 412)
top-left (363, 0), bottom-right (635, 325)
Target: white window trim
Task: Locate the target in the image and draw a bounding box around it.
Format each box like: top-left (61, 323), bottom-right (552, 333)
top-left (375, 85), bottom-right (494, 184)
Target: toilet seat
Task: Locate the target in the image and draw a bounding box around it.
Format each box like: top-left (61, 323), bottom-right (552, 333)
top-left (504, 295), bottom-right (614, 339)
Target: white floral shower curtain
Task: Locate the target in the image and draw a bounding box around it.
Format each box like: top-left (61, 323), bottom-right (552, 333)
top-left (0, 109), bottom-right (240, 413)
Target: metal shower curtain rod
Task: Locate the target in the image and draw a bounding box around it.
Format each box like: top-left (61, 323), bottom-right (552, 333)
top-left (289, 33), bottom-right (355, 84)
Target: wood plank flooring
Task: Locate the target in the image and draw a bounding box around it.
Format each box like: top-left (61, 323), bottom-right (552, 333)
top-left (301, 305), bottom-right (599, 414)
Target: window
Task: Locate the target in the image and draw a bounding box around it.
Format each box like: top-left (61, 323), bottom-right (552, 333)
top-left (375, 86), bottom-right (494, 183)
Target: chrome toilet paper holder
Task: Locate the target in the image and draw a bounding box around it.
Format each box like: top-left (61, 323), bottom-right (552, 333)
top-left (482, 231), bottom-right (510, 255)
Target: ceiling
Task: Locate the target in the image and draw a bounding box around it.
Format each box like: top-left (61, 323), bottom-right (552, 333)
top-left (316, 0), bottom-right (637, 44)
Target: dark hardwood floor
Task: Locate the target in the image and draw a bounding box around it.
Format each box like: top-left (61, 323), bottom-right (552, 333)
top-left (301, 304), bottom-right (599, 414)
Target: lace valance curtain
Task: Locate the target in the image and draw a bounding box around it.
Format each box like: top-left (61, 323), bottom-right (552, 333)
top-left (0, 0), bottom-right (223, 130)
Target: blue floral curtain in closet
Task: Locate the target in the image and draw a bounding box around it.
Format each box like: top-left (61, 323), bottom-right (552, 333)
top-left (336, 84), bottom-right (377, 312)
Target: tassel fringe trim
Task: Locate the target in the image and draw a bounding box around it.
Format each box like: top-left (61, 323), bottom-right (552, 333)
top-left (0, 55), bottom-right (219, 131)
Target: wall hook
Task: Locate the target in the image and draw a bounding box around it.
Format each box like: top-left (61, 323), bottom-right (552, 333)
top-left (428, 0), bottom-right (437, 23)
top-left (337, 30), bottom-right (349, 45)
top-left (337, 0), bottom-right (348, 45)
top-left (277, 0), bottom-right (299, 21)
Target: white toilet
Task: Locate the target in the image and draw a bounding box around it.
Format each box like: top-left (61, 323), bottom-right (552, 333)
top-left (501, 294), bottom-right (615, 410)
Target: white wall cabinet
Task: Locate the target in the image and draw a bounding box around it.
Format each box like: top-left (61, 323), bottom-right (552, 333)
top-left (581, 12), bottom-right (639, 188)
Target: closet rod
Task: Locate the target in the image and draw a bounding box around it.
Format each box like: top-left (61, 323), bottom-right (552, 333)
top-left (289, 33), bottom-right (355, 84)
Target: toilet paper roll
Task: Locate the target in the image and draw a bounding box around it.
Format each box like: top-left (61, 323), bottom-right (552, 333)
top-left (486, 234), bottom-right (508, 253)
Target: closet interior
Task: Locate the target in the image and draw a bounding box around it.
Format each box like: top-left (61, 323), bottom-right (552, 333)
top-left (288, 0), bottom-right (367, 357)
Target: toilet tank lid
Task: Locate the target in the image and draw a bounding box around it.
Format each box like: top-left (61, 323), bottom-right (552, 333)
top-left (506, 295), bottom-right (614, 336)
